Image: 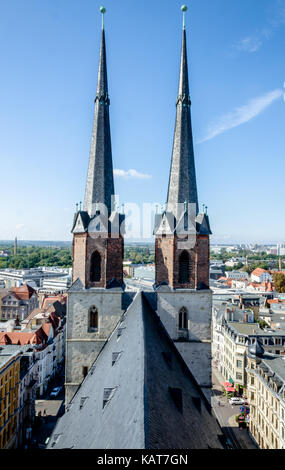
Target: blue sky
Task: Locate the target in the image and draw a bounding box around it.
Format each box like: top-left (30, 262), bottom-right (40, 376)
top-left (0, 0), bottom-right (284, 243)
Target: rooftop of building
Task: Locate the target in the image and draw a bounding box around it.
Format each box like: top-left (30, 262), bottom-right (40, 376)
top-left (260, 355), bottom-right (285, 383)
top-left (48, 291), bottom-right (224, 449)
top-left (0, 347), bottom-right (21, 369)
top-left (227, 321), bottom-right (285, 337)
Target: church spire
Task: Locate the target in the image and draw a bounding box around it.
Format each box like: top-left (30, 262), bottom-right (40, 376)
top-left (84, 7), bottom-right (115, 217)
top-left (167, 5), bottom-right (199, 215)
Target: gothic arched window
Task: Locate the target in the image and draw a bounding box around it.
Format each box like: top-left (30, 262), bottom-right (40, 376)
top-left (178, 307), bottom-right (188, 330)
top-left (179, 250), bottom-right (190, 284)
top-left (90, 251), bottom-right (101, 282)
top-left (88, 305), bottom-right (98, 331)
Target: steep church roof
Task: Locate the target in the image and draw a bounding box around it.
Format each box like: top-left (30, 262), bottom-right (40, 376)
top-left (167, 19), bottom-right (199, 215)
top-left (48, 291), bottom-right (225, 449)
top-left (83, 19), bottom-right (115, 217)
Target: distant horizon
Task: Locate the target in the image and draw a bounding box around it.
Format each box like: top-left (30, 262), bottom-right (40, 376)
top-left (0, 239), bottom-right (284, 247)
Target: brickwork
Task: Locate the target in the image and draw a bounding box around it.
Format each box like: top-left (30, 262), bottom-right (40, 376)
top-left (155, 234), bottom-right (209, 289)
top-left (72, 233), bottom-right (87, 285)
top-left (72, 233), bottom-right (123, 288)
top-left (155, 236), bottom-right (174, 286)
top-left (196, 235), bottom-right (210, 288)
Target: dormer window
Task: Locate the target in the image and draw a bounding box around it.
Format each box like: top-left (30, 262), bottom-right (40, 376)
top-left (103, 387), bottom-right (117, 409)
top-left (112, 352), bottom-right (122, 366)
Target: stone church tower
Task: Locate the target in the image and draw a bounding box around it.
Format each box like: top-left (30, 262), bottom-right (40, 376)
top-left (154, 9), bottom-right (213, 401)
top-left (65, 13), bottom-right (126, 404)
top-left (66, 6), bottom-right (213, 405)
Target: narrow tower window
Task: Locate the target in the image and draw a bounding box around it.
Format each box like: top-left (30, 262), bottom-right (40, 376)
top-left (179, 251), bottom-right (190, 284)
top-left (88, 305), bottom-right (98, 332)
top-left (179, 307), bottom-right (188, 330)
top-left (90, 251), bottom-right (101, 282)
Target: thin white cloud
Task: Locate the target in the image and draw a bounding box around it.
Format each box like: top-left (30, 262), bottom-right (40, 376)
top-left (236, 36), bottom-right (263, 53)
top-left (198, 88), bottom-right (283, 143)
top-left (114, 169), bottom-right (152, 179)
top-left (234, 0), bottom-right (285, 54)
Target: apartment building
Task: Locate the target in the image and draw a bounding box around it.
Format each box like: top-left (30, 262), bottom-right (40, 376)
top-left (1, 285), bottom-right (38, 321)
top-left (221, 321), bottom-right (285, 395)
top-left (247, 341), bottom-right (285, 449)
top-left (0, 348), bottom-right (20, 448)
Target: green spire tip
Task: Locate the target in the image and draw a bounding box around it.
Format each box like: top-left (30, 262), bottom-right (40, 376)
top-left (100, 6), bottom-right (106, 29)
top-left (181, 5), bottom-right (187, 29)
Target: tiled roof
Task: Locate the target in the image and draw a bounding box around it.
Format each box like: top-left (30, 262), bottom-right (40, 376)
top-left (0, 324), bottom-right (51, 345)
top-left (251, 268), bottom-right (267, 277)
top-left (11, 284), bottom-right (36, 300)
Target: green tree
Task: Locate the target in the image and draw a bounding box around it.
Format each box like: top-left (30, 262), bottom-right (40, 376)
top-left (273, 273), bottom-right (285, 293)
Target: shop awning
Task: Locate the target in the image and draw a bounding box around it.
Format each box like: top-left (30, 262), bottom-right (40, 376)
top-left (225, 386), bottom-right (235, 392)
top-left (222, 382), bottom-right (231, 387)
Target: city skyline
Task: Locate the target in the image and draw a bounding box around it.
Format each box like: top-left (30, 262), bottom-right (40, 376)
top-left (0, 0), bottom-right (284, 242)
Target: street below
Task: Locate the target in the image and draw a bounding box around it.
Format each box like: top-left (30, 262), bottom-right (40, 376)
top-left (212, 367), bottom-right (257, 449)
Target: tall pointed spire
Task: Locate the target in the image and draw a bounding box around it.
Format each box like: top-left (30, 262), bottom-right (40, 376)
top-left (84, 7), bottom-right (115, 217)
top-left (167, 5), bottom-right (199, 215)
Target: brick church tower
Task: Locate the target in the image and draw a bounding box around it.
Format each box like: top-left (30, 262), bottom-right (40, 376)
top-left (154, 15), bottom-right (211, 290)
top-left (71, 21), bottom-right (124, 289)
top-left (154, 7), bottom-right (213, 401)
top-left (65, 11), bottom-right (126, 404)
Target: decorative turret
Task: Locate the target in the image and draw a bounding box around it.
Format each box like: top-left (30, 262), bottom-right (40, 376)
top-left (248, 338), bottom-right (265, 359)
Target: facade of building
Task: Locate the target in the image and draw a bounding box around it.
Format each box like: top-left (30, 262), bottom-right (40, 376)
top-left (226, 271), bottom-right (249, 280)
top-left (251, 268), bottom-right (273, 283)
top-left (1, 285), bottom-right (38, 322)
top-left (218, 319), bottom-right (285, 395)
top-left (0, 267), bottom-right (70, 289)
top-left (247, 341), bottom-right (285, 449)
top-left (0, 348), bottom-right (20, 449)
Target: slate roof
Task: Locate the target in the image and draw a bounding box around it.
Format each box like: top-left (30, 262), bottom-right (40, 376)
top-left (259, 355), bottom-right (285, 383)
top-left (228, 322), bottom-right (285, 337)
top-left (83, 27), bottom-right (115, 218)
top-left (48, 292), bottom-right (224, 449)
top-left (167, 27), bottom-right (199, 214)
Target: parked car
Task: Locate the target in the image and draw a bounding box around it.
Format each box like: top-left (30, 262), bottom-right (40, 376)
top-left (50, 386), bottom-right (62, 398)
top-left (229, 397), bottom-right (245, 405)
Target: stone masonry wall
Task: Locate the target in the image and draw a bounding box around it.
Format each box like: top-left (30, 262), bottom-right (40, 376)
top-left (65, 289), bottom-right (124, 403)
top-left (156, 289), bottom-right (212, 398)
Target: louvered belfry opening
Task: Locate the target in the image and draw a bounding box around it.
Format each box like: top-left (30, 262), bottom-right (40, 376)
top-left (179, 251), bottom-right (190, 284)
top-left (90, 251), bottom-right (101, 282)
